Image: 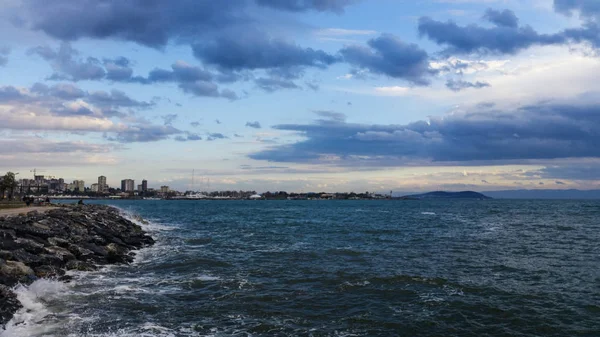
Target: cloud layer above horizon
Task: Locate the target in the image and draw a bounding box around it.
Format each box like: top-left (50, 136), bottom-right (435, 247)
top-left (2, 0), bottom-right (600, 191)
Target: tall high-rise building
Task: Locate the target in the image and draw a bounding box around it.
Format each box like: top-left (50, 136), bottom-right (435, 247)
top-left (73, 180), bottom-right (85, 192)
top-left (121, 179), bottom-right (135, 192)
top-left (142, 179), bottom-right (148, 192)
top-left (98, 176), bottom-right (107, 192)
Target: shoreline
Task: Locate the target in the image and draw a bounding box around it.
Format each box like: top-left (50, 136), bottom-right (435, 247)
top-left (0, 204), bottom-right (154, 329)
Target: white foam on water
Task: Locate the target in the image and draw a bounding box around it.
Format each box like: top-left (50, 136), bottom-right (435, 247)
top-left (117, 208), bottom-right (177, 233)
top-left (1, 279), bottom-right (70, 337)
top-left (342, 280), bottom-right (371, 287)
top-left (421, 212), bottom-right (436, 215)
top-left (64, 322), bottom-right (180, 337)
top-left (196, 275), bottom-right (220, 281)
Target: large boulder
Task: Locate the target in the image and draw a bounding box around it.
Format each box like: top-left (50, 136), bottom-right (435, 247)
top-left (0, 260), bottom-right (36, 286)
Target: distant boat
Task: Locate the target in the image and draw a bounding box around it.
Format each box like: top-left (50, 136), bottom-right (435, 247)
top-left (143, 197), bottom-right (162, 200)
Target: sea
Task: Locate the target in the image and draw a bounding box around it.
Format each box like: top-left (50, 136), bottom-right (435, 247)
top-left (1, 199), bottom-right (599, 337)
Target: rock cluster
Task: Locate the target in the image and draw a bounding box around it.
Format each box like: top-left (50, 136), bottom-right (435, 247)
top-left (0, 204), bottom-right (154, 327)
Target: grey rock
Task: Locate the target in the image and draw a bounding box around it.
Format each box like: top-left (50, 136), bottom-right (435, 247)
top-left (15, 238), bottom-right (45, 254)
top-left (0, 285), bottom-right (21, 329)
top-left (48, 237), bottom-right (70, 248)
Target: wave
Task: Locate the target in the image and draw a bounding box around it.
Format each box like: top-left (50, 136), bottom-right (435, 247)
top-left (1, 279), bottom-right (68, 337)
top-left (1, 207), bottom-right (173, 337)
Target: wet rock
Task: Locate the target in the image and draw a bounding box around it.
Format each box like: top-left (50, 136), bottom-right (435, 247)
top-left (81, 242), bottom-right (109, 258)
top-left (0, 204), bottom-right (155, 328)
top-left (14, 238), bottom-right (45, 254)
top-left (48, 237), bottom-right (70, 248)
top-left (45, 246), bottom-right (76, 262)
top-left (33, 265), bottom-right (66, 278)
top-left (0, 260), bottom-right (35, 286)
top-left (65, 260), bottom-right (96, 271)
top-left (10, 249), bottom-right (43, 266)
top-left (0, 285), bottom-right (21, 329)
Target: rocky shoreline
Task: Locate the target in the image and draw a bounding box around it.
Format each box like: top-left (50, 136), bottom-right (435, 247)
top-left (0, 204), bottom-right (155, 328)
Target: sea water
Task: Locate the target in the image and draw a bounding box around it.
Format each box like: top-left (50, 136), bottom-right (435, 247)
top-left (2, 199), bottom-right (599, 336)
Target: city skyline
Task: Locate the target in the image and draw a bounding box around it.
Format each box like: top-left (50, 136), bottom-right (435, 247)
top-left (2, 1), bottom-right (600, 192)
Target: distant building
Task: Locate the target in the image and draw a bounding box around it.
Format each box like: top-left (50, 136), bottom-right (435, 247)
top-left (142, 179), bottom-right (148, 192)
top-left (121, 179), bottom-right (135, 192)
top-left (98, 176), bottom-right (107, 192)
top-left (160, 186), bottom-right (169, 193)
top-left (91, 183), bottom-right (99, 192)
top-left (73, 180), bottom-right (85, 192)
top-left (137, 184), bottom-right (143, 192)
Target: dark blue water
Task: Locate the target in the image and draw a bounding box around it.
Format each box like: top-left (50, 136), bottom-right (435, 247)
top-left (4, 200), bottom-right (600, 336)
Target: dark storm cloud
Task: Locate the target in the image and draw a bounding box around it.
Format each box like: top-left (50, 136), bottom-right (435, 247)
top-left (417, 16), bottom-right (565, 54)
top-left (446, 79), bottom-right (490, 92)
top-left (339, 34), bottom-right (434, 85)
top-left (246, 121), bottom-right (262, 129)
top-left (17, 0), bottom-right (246, 48)
top-left (16, 0), bottom-right (358, 48)
top-left (255, 0), bottom-right (356, 12)
top-left (249, 100), bottom-right (600, 165)
top-left (28, 43), bottom-right (107, 81)
top-left (18, 3), bottom-right (339, 96)
top-left (192, 30), bottom-right (338, 71)
top-left (483, 9), bottom-right (519, 28)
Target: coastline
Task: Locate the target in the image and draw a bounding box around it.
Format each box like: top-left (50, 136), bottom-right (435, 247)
top-left (0, 204), bottom-right (154, 329)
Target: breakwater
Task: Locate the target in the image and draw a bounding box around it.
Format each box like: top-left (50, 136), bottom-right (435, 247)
top-left (0, 204), bottom-right (154, 328)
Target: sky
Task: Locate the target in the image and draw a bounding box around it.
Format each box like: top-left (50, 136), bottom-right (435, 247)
top-left (1, 0), bottom-right (600, 193)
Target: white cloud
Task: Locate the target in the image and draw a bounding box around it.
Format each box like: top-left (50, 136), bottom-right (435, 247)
top-left (0, 106), bottom-right (122, 132)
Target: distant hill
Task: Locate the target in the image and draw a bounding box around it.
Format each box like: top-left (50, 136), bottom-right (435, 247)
top-left (483, 189), bottom-right (600, 199)
top-left (402, 191), bottom-right (492, 200)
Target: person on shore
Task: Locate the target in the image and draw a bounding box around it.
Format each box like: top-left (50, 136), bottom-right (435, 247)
top-left (45, 197), bottom-right (50, 205)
